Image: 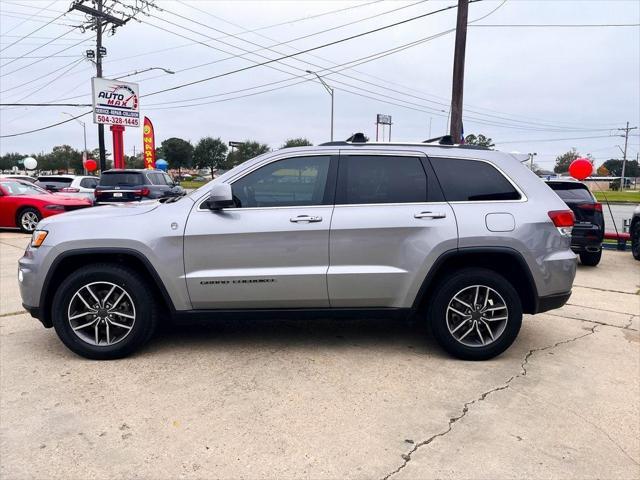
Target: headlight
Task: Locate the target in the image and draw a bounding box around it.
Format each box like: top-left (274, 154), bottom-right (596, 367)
top-left (45, 205), bottom-right (65, 211)
top-left (31, 230), bottom-right (48, 248)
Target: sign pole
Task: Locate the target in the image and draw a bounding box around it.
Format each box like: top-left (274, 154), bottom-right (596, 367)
top-left (110, 125), bottom-right (125, 169)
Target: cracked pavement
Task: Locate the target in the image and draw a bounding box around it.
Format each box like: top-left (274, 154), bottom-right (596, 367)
top-left (1, 231), bottom-right (638, 480)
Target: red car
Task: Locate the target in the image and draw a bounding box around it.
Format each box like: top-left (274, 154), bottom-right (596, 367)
top-left (0, 179), bottom-right (92, 233)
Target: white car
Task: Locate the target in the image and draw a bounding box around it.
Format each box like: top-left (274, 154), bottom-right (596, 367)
top-left (0, 174), bottom-right (36, 183)
top-left (35, 175), bottom-right (99, 202)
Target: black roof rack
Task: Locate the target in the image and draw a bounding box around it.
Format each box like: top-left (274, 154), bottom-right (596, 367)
top-left (319, 132), bottom-right (492, 149)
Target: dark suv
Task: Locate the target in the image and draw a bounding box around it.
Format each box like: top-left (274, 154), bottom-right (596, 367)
top-left (546, 179), bottom-right (604, 266)
top-left (95, 169), bottom-right (184, 204)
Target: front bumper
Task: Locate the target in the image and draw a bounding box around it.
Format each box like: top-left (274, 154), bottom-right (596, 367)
top-left (535, 291), bottom-right (572, 314)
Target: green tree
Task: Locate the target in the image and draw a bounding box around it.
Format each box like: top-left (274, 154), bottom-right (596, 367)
top-left (40, 145), bottom-right (82, 173)
top-left (161, 137), bottom-right (194, 176)
top-left (225, 140), bottom-right (269, 169)
top-left (125, 154), bottom-right (144, 169)
top-left (193, 137), bottom-right (228, 179)
top-left (281, 137), bottom-right (312, 148)
top-left (0, 152), bottom-right (23, 172)
top-left (601, 159), bottom-right (639, 177)
top-left (464, 134), bottom-right (495, 148)
top-left (554, 148), bottom-right (580, 174)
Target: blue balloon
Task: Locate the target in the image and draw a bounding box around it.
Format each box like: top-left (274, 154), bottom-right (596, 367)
top-left (155, 159), bottom-right (168, 171)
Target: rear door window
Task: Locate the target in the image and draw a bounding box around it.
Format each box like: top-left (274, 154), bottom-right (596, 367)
top-left (430, 158), bottom-right (521, 201)
top-left (337, 155), bottom-right (428, 204)
top-left (99, 172), bottom-right (144, 187)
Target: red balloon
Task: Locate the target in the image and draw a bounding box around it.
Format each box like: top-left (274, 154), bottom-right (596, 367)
top-left (568, 158), bottom-right (592, 181)
top-left (84, 158), bottom-right (97, 172)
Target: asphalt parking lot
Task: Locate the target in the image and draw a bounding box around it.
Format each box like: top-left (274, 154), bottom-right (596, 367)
top-left (1, 231), bottom-right (638, 480)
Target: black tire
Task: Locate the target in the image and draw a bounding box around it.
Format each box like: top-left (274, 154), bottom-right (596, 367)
top-left (51, 263), bottom-right (158, 360)
top-left (632, 221), bottom-right (640, 261)
top-left (17, 207), bottom-right (41, 233)
top-left (579, 249), bottom-right (602, 266)
top-left (428, 268), bottom-right (522, 361)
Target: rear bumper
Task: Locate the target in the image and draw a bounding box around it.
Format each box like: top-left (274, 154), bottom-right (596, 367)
top-left (571, 225), bottom-right (604, 251)
top-left (535, 291), bottom-right (571, 314)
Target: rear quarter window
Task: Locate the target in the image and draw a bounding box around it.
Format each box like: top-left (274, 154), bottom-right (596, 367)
top-left (430, 157), bottom-right (521, 202)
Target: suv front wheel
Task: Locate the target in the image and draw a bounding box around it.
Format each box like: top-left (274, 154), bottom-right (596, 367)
top-left (428, 268), bottom-right (522, 360)
top-left (51, 264), bottom-right (158, 359)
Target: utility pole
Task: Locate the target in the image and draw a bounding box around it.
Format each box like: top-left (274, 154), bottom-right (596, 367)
top-left (70, 0), bottom-right (151, 171)
top-left (306, 70), bottom-right (334, 141)
top-left (449, 0), bottom-right (468, 143)
top-left (96, 0), bottom-right (106, 171)
top-left (617, 122), bottom-right (638, 191)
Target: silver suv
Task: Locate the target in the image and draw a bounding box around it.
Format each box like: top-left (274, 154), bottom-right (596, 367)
top-left (18, 141), bottom-right (577, 360)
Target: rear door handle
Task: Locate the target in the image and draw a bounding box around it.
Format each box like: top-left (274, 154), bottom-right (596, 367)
top-left (414, 211), bottom-right (446, 219)
top-left (290, 215), bottom-right (323, 223)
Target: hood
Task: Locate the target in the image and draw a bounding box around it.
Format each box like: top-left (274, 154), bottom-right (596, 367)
top-left (39, 200), bottom-right (160, 227)
top-left (12, 194), bottom-right (89, 205)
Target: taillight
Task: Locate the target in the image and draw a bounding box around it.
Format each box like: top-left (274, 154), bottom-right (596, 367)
top-left (577, 202), bottom-right (602, 212)
top-left (138, 187), bottom-right (150, 197)
top-left (61, 187), bottom-right (80, 193)
top-left (548, 210), bottom-right (575, 237)
top-left (94, 189), bottom-right (102, 197)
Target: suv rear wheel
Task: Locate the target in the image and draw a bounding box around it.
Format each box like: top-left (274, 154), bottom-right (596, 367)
top-left (632, 221), bottom-right (640, 261)
top-left (579, 249), bottom-right (602, 266)
top-left (428, 268), bottom-right (522, 360)
top-left (51, 263), bottom-right (157, 359)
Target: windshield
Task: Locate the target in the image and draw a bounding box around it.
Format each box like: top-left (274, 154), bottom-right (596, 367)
top-left (1, 180), bottom-right (49, 196)
top-left (99, 172), bottom-right (144, 186)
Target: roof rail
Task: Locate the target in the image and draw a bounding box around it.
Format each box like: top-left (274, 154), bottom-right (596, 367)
top-left (319, 132), bottom-right (492, 150)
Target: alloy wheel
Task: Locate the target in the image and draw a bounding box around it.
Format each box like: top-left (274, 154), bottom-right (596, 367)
top-left (446, 285), bottom-right (509, 348)
top-left (20, 211), bottom-right (39, 232)
top-left (67, 281), bottom-right (136, 346)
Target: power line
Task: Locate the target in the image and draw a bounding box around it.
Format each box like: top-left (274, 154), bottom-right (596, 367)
top-left (470, 23), bottom-right (640, 28)
top-left (0, 26), bottom-right (81, 70)
top-left (143, 1), bottom-right (480, 99)
top-left (0, 57), bottom-right (84, 95)
top-left (0, 110), bottom-right (92, 138)
top-left (498, 135), bottom-right (621, 144)
top-left (0, 36), bottom-right (87, 78)
top-left (151, 1), bottom-right (613, 132)
top-left (0, 10), bottom-right (68, 53)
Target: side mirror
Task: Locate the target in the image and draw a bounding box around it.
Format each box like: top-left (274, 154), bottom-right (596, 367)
top-left (206, 183), bottom-right (234, 210)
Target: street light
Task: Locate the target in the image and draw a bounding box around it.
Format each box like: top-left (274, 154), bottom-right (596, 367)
top-left (306, 70), bottom-right (334, 142)
top-left (115, 67), bottom-right (175, 79)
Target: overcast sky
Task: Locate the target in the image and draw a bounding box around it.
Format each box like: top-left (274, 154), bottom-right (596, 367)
top-left (1, 0), bottom-right (638, 168)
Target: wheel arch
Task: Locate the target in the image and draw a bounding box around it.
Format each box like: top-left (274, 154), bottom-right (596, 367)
top-left (412, 247), bottom-right (539, 315)
top-left (15, 204), bottom-right (40, 223)
top-left (39, 248), bottom-right (175, 328)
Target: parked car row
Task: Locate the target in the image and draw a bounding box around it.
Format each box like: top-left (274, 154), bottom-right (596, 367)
top-left (0, 169), bottom-right (185, 233)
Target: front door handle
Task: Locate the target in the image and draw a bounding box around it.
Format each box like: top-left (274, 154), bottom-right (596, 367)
top-left (290, 215), bottom-right (323, 223)
top-left (414, 211), bottom-right (446, 219)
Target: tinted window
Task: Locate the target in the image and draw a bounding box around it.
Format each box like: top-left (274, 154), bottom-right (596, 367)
top-left (36, 176), bottom-right (72, 190)
top-left (232, 156), bottom-right (330, 208)
top-left (80, 177), bottom-right (98, 188)
top-left (162, 173), bottom-right (174, 186)
top-left (99, 172), bottom-right (144, 186)
top-left (147, 173), bottom-right (166, 186)
top-left (430, 158), bottom-right (520, 201)
top-left (338, 155), bottom-right (427, 204)
top-left (547, 182), bottom-right (593, 202)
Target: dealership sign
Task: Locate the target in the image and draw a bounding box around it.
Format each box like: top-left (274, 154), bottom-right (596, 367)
top-left (91, 77), bottom-right (140, 127)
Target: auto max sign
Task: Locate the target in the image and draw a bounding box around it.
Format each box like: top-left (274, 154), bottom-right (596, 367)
top-left (91, 77), bottom-right (140, 127)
